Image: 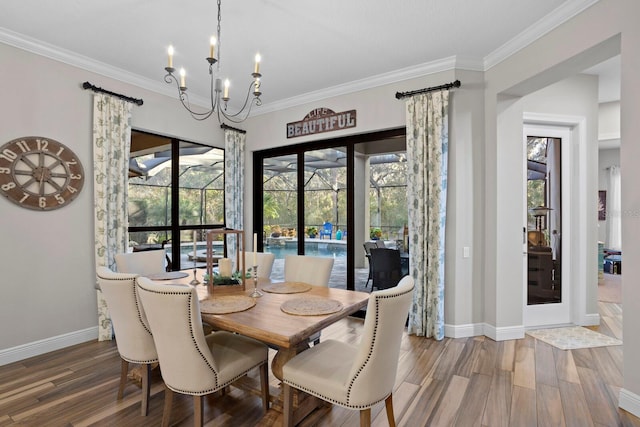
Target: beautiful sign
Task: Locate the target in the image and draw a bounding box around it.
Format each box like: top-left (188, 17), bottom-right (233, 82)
top-left (286, 108), bottom-right (356, 138)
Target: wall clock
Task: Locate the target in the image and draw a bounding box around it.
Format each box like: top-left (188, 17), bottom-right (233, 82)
top-left (0, 136), bottom-right (85, 210)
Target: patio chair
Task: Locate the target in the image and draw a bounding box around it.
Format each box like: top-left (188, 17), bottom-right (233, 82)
top-left (370, 248), bottom-right (403, 290)
top-left (319, 221), bottom-right (333, 239)
top-left (363, 242), bottom-right (378, 288)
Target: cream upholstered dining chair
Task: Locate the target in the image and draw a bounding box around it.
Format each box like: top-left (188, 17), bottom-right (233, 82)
top-left (135, 277), bottom-right (270, 427)
top-left (282, 275), bottom-right (415, 427)
top-left (244, 251), bottom-right (276, 279)
top-left (284, 254), bottom-right (334, 286)
top-left (284, 254), bottom-right (335, 345)
top-left (96, 266), bottom-right (158, 416)
top-left (115, 250), bottom-right (166, 276)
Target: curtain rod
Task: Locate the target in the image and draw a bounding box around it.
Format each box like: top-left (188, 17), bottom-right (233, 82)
top-left (82, 81), bottom-right (144, 106)
top-left (395, 79), bottom-right (461, 100)
top-left (220, 123), bottom-right (247, 134)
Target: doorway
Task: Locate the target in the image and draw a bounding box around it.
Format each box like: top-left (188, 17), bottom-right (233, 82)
top-left (523, 124), bottom-right (573, 327)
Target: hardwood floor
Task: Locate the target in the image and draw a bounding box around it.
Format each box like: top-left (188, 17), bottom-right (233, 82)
top-left (1, 301), bottom-right (637, 426)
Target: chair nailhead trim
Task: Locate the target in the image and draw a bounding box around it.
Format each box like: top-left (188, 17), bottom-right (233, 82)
top-left (345, 285), bottom-right (413, 405)
top-left (97, 272), bottom-right (154, 336)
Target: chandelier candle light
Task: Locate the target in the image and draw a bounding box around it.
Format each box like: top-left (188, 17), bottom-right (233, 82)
top-left (164, 0), bottom-right (263, 124)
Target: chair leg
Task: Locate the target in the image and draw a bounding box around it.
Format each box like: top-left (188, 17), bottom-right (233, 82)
top-left (360, 408), bottom-right (371, 427)
top-left (259, 363), bottom-right (270, 412)
top-left (194, 395), bottom-right (204, 427)
top-left (161, 387), bottom-right (174, 427)
top-left (140, 363), bottom-right (151, 416)
top-left (385, 394), bottom-right (396, 427)
top-left (117, 359), bottom-right (128, 400)
top-left (283, 383), bottom-right (294, 427)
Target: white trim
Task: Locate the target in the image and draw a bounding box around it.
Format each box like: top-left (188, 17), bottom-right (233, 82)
top-left (580, 313), bottom-right (601, 326)
top-left (0, 327), bottom-right (98, 366)
top-left (619, 388), bottom-right (640, 419)
top-left (444, 322), bottom-right (484, 338)
top-left (484, 0), bottom-right (600, 70)
top-left (482, 323), bottom-right (525, 342)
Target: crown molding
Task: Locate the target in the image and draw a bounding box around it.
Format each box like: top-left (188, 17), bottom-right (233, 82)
top-left (256, 56), bottom-right (483, 115)
top-left (0, 27), bottom-right (205, 104)
top-left (484, 0), bottom-right (600, 70)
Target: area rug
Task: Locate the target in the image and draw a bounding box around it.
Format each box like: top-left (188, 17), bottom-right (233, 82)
top-left (526, 326), bottom-right (622, 350)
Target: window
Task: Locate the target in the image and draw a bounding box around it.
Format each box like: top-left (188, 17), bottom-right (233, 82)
top-left (128, 130), bottom-right (225, 270)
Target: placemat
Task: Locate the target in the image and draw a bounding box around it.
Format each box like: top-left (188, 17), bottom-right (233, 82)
top-left (262, 281), bottom-right (312, 294)
top-left (281, 297), bottom-right (343, 316)
top-left (146, 271), bottom-right (189, 280)
top-left (200, 296), bottom-right (256, 314)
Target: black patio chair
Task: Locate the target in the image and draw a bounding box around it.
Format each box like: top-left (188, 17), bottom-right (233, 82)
top-left (369, 248), bottom-right (403, 290)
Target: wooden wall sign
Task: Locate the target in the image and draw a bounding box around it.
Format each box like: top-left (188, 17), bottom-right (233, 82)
top-left (286, 108), bottom-right (356, 138)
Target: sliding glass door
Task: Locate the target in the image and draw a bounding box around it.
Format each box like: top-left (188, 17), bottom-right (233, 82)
top-left (253, 128), bottom-right (405, 290)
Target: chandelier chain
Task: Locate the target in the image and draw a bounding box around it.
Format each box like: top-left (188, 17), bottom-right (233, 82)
top-left (162, 0), bottom-right (263, 125)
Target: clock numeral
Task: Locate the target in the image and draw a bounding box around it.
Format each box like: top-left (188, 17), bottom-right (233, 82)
top-left (0, 149), bottom-right (17, 162)
top-left (66, 159), bottom-right (77, 166)
top-left (19, 193), bottom-right (29, 203)
top-left (55, 194), bottom-right (65, 204)
top-left (70, 174), bottom-right (82, 180)
top-left (16, 140), bottom-right (30, 153)
top-left (36, 139), bottom-right (49, 152)
top-left (56, 146), bottom-right (65, 156)
top-left (68, 186), bottom-right (78, 193)
top-left (1, 182), bottom-right (15, 191)
top-left (0, 167), bottom-right (9, 174)
top-left (39, 197), bottom-right (47, 208)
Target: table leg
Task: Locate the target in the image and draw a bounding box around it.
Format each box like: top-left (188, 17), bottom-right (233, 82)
top-left (271, 342), bottom-right (309, 381)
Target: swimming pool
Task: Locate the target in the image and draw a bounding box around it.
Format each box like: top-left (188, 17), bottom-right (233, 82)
top-left (265, 241), bottom-right (346, 259)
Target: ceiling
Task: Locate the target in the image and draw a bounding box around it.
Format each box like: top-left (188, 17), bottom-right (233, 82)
top-left (0, 0), bottom-right (618, 113)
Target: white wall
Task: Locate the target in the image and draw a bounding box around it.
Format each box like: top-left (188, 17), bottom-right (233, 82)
top-left (0, 42), bottom-right (219, 361)
top-left (484, 0), bottom-right (640, 415)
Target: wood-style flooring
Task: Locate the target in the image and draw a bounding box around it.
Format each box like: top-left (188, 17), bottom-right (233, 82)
top-left (0, 301), bottom-right (637, 426)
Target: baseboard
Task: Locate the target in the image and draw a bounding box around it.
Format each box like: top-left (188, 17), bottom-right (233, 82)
top-left (483, 323), bottom-right (525, 341)
top-left (580, 313), bottom-right (601, 326)
top-left (619, 388), bottom-right (640, 418)
top-left (444, 322), bottom-right (484, 338)
top-left (444, 322), bottom-right (525, 341)
top-left (0, 326), bottom-right (98, 366)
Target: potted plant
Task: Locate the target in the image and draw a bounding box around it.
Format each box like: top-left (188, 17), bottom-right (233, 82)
top-left (370, 227), bottom-right (382, 240)
top-left (307, 226), bottom-right (318, 238)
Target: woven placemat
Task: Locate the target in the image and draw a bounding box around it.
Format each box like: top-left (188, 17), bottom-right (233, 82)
top-left (200, 296), bottom-right (256, 314)
top-left (146, 271), bottom-right (189, 280)
top-left (262, 281), bottom-right (312, 294)
top-left (281, 297), bottom-right (343, 316)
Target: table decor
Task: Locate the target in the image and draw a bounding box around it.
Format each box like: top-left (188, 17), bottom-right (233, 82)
top-left (281, 297), bottom-right (343, 316)
top-left (262, 281), bottom-right (312, 294)
top-left (200, 295), bottom-right (256, 315)
top-left (206, 228), bottom-right (246, 294)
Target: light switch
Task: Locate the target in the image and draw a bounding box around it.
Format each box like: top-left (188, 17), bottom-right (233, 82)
top-left (463, 246), bottom-right (470, 258)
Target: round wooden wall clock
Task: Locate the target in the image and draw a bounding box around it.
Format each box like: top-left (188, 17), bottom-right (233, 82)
top-left (0, 136), bottom-right (85, 211)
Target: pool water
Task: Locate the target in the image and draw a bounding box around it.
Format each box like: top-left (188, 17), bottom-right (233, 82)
top-left (265, 242), bottom-right (346, 259)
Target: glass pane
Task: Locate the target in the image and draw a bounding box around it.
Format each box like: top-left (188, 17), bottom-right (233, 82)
top-left (178, 142), bottom-right (225, 226)
top-left (262, 154), bottom-right (297, 280)
top-left (527, 136), bottom-right (561, 305)
top-left (303, 147), bottom-right (347, 286)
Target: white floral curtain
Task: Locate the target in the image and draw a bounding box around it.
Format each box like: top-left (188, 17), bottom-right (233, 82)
top-left (93, 94), bottom-right (132, 341)
top-left (224, 128), bottom-right (245, 269)
top-left (607, 165), bottom-right (621, 250)
top-left (405, 90), bottom-right (449, 339)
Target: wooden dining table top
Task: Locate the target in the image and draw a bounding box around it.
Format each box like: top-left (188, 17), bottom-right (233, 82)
top-left (152, 269), bottom-right (370, 350)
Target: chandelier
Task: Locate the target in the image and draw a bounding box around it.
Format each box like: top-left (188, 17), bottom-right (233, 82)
top-left (163, 0), bottom-right (263, 124)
